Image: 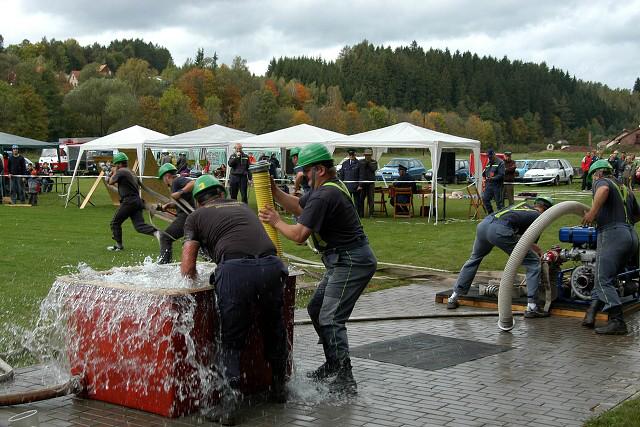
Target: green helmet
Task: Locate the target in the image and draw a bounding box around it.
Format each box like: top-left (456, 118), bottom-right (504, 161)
top-left (157, 163), bottom-right (177, 179)
top-left (289, 147), bottom-right (301, 159)
top-left (113, 152), bottom-right (128, 164)
top-left (297, 143), bottom-right (333, 169)
top-left (192, 174), bottom-right (226, 200)
top-left (534, 196), bottom-right (554, 209)
top-left (587, 159), bottom-right (613, 181)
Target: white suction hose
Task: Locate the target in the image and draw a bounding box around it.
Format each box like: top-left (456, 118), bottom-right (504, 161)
top-left (497, 201), bottom-right (590, 332)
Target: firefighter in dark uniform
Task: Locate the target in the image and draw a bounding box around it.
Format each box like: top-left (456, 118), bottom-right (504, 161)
top-left (259, 143), bottom-right (377, 396)
top-left (391, 164), bottom-right (417, 214)
top-left (228, 143), bottom-right (252, 203)
top-left (181, 175), bottom-right (288, 425)
top-left (447, 196), bottom-right (554, 318)
top-left (107, 153), bottom-right (159, 251)
top-left (482, 149), bottom-right (505, 214)
top-left (156, 163), bottom-right (195, 264)
top-left (338, 148), bottom-right (361, 213)
top-left (581, 159), bottom-right (639, 335)
top-left (358, 148), bottom-right (378, 217)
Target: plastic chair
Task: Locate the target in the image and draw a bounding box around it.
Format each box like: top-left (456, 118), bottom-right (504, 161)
top-left (392, 187), bottom-right (414, 218)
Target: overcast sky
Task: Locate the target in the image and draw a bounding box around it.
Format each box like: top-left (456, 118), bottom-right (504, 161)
top-left (1, 0), bottom-right (638, 89)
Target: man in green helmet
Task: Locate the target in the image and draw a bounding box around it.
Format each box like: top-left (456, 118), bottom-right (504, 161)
top-left (581, 159), bottom-right (640, 335)
top-left (156, 163), bottom-right (195, 264)
top-left (107, 152), bottom-right (159, 251)
top-left (181, 175), bottom-right (288, 425)
top-left (447, 196), bottom-right (554, 318)
top-left (259, 142), bottom-right (377, 397)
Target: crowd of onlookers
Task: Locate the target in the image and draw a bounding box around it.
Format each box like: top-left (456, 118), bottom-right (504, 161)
top-left (1, 145), bottom-right (54, 205)
top-left (580, 149), bottom-right (639, 190)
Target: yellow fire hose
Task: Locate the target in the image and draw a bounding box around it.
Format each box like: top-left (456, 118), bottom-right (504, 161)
top-left (250, 161), bottom-right (283, 257)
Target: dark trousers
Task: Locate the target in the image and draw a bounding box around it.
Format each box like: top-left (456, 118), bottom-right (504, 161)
top-left (482, 183), bottom-right (504, 214)
top-left (581, 171), bottom-right (589, 190)
top-left (109, 198), bottom-right (156, 245)
top-left (158, 213), bottom-right (187, 264)
top-left (28, 192), bottom-right (38, 206)
top-left (229, 174), bottom-right (248, 204)
top-left (10, 176), bottom-right (25, 204)
top-left (308, 244), bottom-right (377, 363)
top-left (212, 256), bottom-right (289, 382)
top-left (358, 183), bottom-right (375, 217)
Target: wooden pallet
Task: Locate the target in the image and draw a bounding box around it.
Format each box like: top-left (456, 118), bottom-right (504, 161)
top-left (434, 293), bottom-right (640, 320)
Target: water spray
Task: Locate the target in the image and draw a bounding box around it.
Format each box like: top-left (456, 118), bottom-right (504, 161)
top-left (250, 161), bottom-right (283, 256)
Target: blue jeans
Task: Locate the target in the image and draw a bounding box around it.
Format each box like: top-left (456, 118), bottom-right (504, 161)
top-left (308, 243), bottom-right (377, 363)
top-left (594, 224), bottom-right (639, 311)
top-left (453, 217), bottom-right (541, 302)
top-left (482, 183), bottom-right (504, 214)
top-left (10, 176), bottom-right (25, 204)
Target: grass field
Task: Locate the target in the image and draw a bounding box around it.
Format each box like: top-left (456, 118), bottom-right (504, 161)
top-left (0, 148), bottom-right (636, 425)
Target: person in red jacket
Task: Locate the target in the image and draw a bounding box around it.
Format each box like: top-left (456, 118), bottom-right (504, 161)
top-left (581, 150), bottom-right (593, 191)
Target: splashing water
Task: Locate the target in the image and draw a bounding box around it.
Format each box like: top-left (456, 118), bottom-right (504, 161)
top-left (1, 261), bottom-right (335, 414)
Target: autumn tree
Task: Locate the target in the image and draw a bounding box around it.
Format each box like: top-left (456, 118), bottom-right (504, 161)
top-left (116, 58), bottom-right (157, 96)
top-left (138, 96), bottom-right (168, 133)
top-left (159, 87), bottom-right (196, 134)
top-left (238, 89), bottom-right (279, 133)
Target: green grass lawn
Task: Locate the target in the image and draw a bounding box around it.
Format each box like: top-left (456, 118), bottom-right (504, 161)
top-left (585, 397), bottom-right (640, 427)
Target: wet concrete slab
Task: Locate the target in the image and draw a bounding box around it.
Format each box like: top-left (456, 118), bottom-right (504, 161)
top-left (2, 281), bottom-right (640, 426)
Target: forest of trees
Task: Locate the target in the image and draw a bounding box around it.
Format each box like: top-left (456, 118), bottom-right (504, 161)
top-left (0, 36), bottom-right (639, 150)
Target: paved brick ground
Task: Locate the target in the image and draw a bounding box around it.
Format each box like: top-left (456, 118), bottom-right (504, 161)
top-left (2, 282), bottom-right (640, 426)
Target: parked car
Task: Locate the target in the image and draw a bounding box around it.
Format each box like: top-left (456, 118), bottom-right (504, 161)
top-left (376, 158), bottom-right (426, 182)
top-left (425, 159), bottom-right (470, 184)
top-left (514, 159), bottom-right (534, 182)
top-left (523, 159), bottom-right (574, 185)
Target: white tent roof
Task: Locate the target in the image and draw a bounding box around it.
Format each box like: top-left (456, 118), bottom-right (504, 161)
top-left (233, 124), bottom-right (345, 148)
top-left (328, 122), bottom-right (482, 224)
top-left (328, 121), bottom-right (479, 149)
top-left (147, 124), bottom-right (254, 148)
top-left (79, 125), bottom-right (167, 150)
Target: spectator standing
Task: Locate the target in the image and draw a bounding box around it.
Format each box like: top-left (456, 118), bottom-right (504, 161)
top-left (227, 143), bottom-right (252, 204)
top-left (502, 151), bottom-right (516, 206)
top-left (338, 149), bottom-right (361, 213)
top-left (27, 167), bottom-right (40, 206)
top-left (8, 144), bottom-right (27, 204)
top-left (608, 151), bottom-right (620, 178)
top-left (358, 148), bottom-right (378, 217)
top-left (40, 162), bottom-right (53, 192)
top-left (269, 153), bottom-right (280, 178)
top-left (581, 151), bottom-right (593, 190)
top-left (160, 150), bottom-right (173, 165)
top-left (481, 149), bottom-right (505, 214)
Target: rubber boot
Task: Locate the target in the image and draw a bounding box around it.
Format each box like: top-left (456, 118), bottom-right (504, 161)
top-left (306, 358), bottom-right (340, 382)
top-left (595, 305), bottom-right (628, 335)
top-left (582, 299), bottom-right (604, 329)
top-left (328, 358), bottom-right (357, 396)
top-left (206, 382), bottom-right (240, 426)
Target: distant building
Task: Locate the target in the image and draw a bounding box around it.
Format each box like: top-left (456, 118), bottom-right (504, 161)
top-left (606, 127), bottom-right (640, 149)
top-left (68, 70), bottom-right (80, 87)
top-left (97, 64), bottom-right (112, 77)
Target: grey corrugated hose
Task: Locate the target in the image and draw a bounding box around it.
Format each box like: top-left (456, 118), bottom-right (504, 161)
top-left (497, 201), bottom-right (590, 331)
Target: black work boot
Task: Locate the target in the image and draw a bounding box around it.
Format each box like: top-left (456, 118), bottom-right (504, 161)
top-left (306, 359), bottom-right (340, 382)
top-left (595, 305), bottom-right (628, 335)
top-left (328, 358), bottom-right (357, 396)
top-left (206, 384), bottom-right (240, 426)
top-left (582, 299), bottom-right (604, 328)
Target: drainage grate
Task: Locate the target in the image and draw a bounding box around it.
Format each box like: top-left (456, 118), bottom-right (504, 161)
top-left (350, 333), bottom-right (511, 371)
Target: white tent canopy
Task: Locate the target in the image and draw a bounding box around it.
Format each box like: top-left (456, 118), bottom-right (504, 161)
top-left (232, 123), bottom-right (344, 149)
top-left (230, 124), bottom-right (346, 180)
top-left (65, 125), bottom-right (168, 206)
top-left (146, 124), bottom-right (254, 149)
top-left (328, 122), bottom-right (482, 223)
